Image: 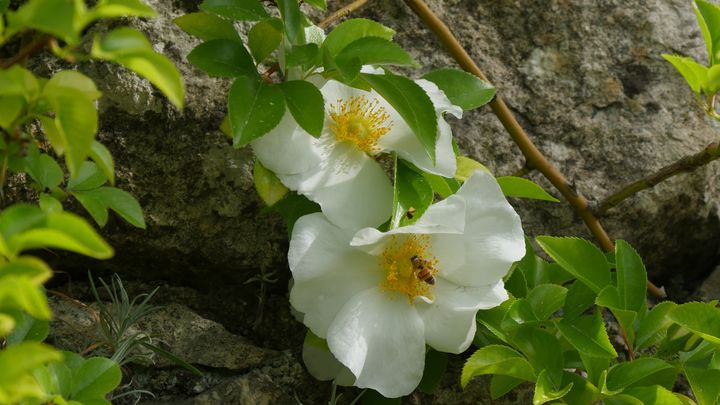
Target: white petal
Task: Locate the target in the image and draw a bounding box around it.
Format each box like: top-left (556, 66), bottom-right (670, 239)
top-left (327, 288), bottom-right (426, 398)
top-left (282, 143), bottom-right (393, 229)
top-left (302, 335), bottom-right (357, 386)
top-left (251, 111), bottom-right (322, 175)
top-left (439, 171), bottom-right (526, 286)
top-left (320, 79), bottom-right (369, 106)
top-left (289, 213), bottom-right (383, 337)
top-left (416, 79), bottom-right (463, 119)
top-left (417, 279), bottom-right (508, 353)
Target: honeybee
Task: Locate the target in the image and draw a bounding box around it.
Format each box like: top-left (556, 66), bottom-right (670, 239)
top-left (406, 207), bottom-right (417, 219)
top-left (410, 255), bottom-right (435, 285)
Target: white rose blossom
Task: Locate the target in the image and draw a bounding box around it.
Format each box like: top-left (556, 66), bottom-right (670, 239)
top-left (252, 72), bottom-right (461, 229)
top-left (288, 170), bottom-right (526, 397)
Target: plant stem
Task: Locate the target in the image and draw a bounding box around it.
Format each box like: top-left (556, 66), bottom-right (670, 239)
top-left (0, 34), bottom-right (51, 69)
top-left (597, 141), bottom-right (720, 215)
top-left (401, 0), bottom-right (666, 298)
top-left (318, 0), bottom-right (370, 29)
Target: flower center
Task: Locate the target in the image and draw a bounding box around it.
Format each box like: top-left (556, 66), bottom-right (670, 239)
top-left (380, 234), bottom-right (438, 302)
top-left (328, 96), bottom-right (392, 154)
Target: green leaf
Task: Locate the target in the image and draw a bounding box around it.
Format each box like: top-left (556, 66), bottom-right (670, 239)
top-left (490, 375), bottom-right (524, 400)
top-left (476, 298), bottom-right (515, 343)
top-left (247, 18), bottom-right (283, 62)
top-left (526, 284), bottom-right (567, 320)
top-left (73, 191), bottom-right (109, 227)
top-left (497, 176), bottom-right (560, 202)
top-left (200, 0), bottom-right (268, 21)
top-left (595, 286), bottom-right (638, 346)
top-left (0, 256), bottom-right (52, 285)
top-left (228, 76), bottom-right (285, 146)
top-left (614, 240), bottom-right (648, 313)
top-left (536, 236), bottom-right (611, 293)
top-left (85, 0), bottom-right (156, 24)
top-left (391, 158), bottom-right (433, 229)
top-left (533, 369), bottom-right (573, 405)
top-left (73, 187), bottom-right (145, 229)
top-left (663, 54), bottom-right (708, 94)
top-left (42, 82), bottom-right (98, 179)
top-left (0, 66), bottom-right (40, 100)
top-left (89, 141), bottom-right (115, 186)
top-left (361, 72), bottom-right (438, 162)
top-left (707, 64), bottom-right (720, 94)
top-left (461, 345), bottom-right (536, 387)
top-left (455, 156), bottom-right (492, 181)
top-left (695, 0), bottom-right (720, 65)
top-left (668, 302), bottom-right (720, 344)
top-left (277, 0), bottom-right (304, 45)
top-left (173, 12), bottom-right (241, 42)
top-left (335, 37), bottom-right (418, 69)
top-left (91, 28), bottom-right (185, 109)
top-left (511, 325), bottom-right (564, 388)
top-left (422, 68), bottom-right (496, 110)
top-left (267, 193), bottom-right (321, 236)
top-left (304, 0), bottom-right (326, 10)
top-left (421, 172), bottom-right (460, 199)
top-left (9, 212), bottom-right (113, 259)
top-left (361, 390), bottom-right (401, 405)
top-left (280, 80), bottom-right (324, 137)
top-left (0, 342), bottom-right (62, 381)
top-left (71, 357), bottom-right (122, 401)
top-left (0, 276), bottom-right (51, 319)
top-left (286, 44), bottom-right (321, 67)
top-left (0, 0), bottom-right (9, 12)
top-left (684, 366), bottom-right (720, 405)
top-left (622, 386), bottom-right (683, 405)
top-left (187, 39), bottom-right (257, 78)
top-left (0, 96), bottom-right (24, 130)
top-left (418, 349), bottom-right (447, 394)
top-left (323, 18), bottom-right (395, 56)
top-left (636, 301), bottom-right (677, 350)
top-left (0, 204), bottom-right (46, 242)
top-left (556, 312), bottom-right (617, 359)
top-left (8, 0), bottom-right (79, 44)
top-left (605, 358), bottom-right (676, 392)
top-left (39, 194), bottom-right (63, 214)
top-left (6, 312), bottom-right (49, 345)
top-left (24, 151), bottom-right (64, 190)
top-left (253, 159), bottom-right (288, 206)
top-left (67, 162), bottom-right (108, 192)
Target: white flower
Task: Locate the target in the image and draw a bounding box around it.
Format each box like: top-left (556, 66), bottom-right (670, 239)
top-left (252, 73), bottom-right (461, 229)
top-left (288, 171), bottom-right (525, 397)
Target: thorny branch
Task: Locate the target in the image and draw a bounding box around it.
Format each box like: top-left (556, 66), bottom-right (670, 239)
top-left (399, 0), bottom-right (667, 298)
top-left (318, 0), bottom-right (370, 29)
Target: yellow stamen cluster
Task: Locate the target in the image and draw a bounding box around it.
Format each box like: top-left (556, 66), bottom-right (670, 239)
top-left (380, 234), bottom-right (438, 302)
top-left (328, 96), bottom-right (392, 154)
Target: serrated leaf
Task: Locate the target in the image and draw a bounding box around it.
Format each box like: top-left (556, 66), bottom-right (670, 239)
top-left (91, 28), bottom-right (185, 109)
top-left (85, 0), bottom-right (156, 22)
top-left (200, 0), bottom-right (268, 21)
top-left (536, 236), bottom-right (611, 293)
top-left (8, 0), bottom-right (79, 44)
top-left (526, 284), bottom-right (567, 320)
top-left (361, 72), bottom-right (438, 162)
top-left (71, 357), bottom-right (122, 400)
top-left (0, 342), bottom-right (62, 382)
top-left (39, 194), bottom-right (63, 214)
top-left (286, 43), bottom-right (321, 67)
top-left (323, 18), bottom-right (395, 56)
top-left (0, 96), bottom-right (24, 130)
top-left (622, 385), bottom-right (683, 405)
top-left (635, 302), bottom-right (676, 350)
top-left (335, 37), bottom-right (418, 69)
top-left (421, 172), bottom-right (460, 199)
top-left (497, 176), bottom-right (560, 202)
top-left (663, 54), bottom-right (708, 94)
top-left (668, 302), bottom-right (720, 344)
top-left (268, 193), bottom-right (321, 236)
top-left (6, 312), bottom-right (49, 345)
top-left (684, 366), bottom-right (720, 405)
top-left (247, 18), bottom-right (283, 62)
top-left (556, 312), bottom-right (617, 358)
top-left (418, 349), bottom-right (447, 394)
top-left (305, 0), bottom-right (326, 10)
top-left (0, 276), bottom-right (51, 319)
top-left (695, 0), bottom-right (720, 65)
top-left (533, 369), bottom-right (573, 405)
top-left (606, 358), bottom-right (676, 392)
top-left (511, 325), bottom-right (564, 388)
top-left (391, 158), bottom-right (433, 229)
top-left (461, 345), bottom-right (536, 387)
top-left (89, 141), bottom-right (115, 186)
top-left (455, 156), bottom-right (492, 181)
top-left (595, 286), bottom-right (638, 346)
top-left (253, 159), bottom-right (288, 206)
top-left (490, 375), bottom-right (524, 400)
top-left (66, 162), bottom-right (107, 192)
top-left (73, 187), bottom-right (145, 229)
top-left (422, 68), bottom-right (496, 110)
top-left (188, 39), bottom-right (257, 78)
top-left (228, 76), bottom-right (285, 146)
top-left (0, 204), bottom-right (46, 241)
top-left (174, 12), bottom-right (241, 42)
top-left (280, 80), bottom-right (324, 137)
top-left (277, 0), bottom-right (304, 45)
top-left (615, 240), bottom-right (648, 313)
top-left (24, 149), bottom-right (64, 190)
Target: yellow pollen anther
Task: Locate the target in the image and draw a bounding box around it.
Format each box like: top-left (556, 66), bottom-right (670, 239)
top-left (379, 235), bottom-right (438, 302)
top-left (328, 96), bottom-right (392, 154)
